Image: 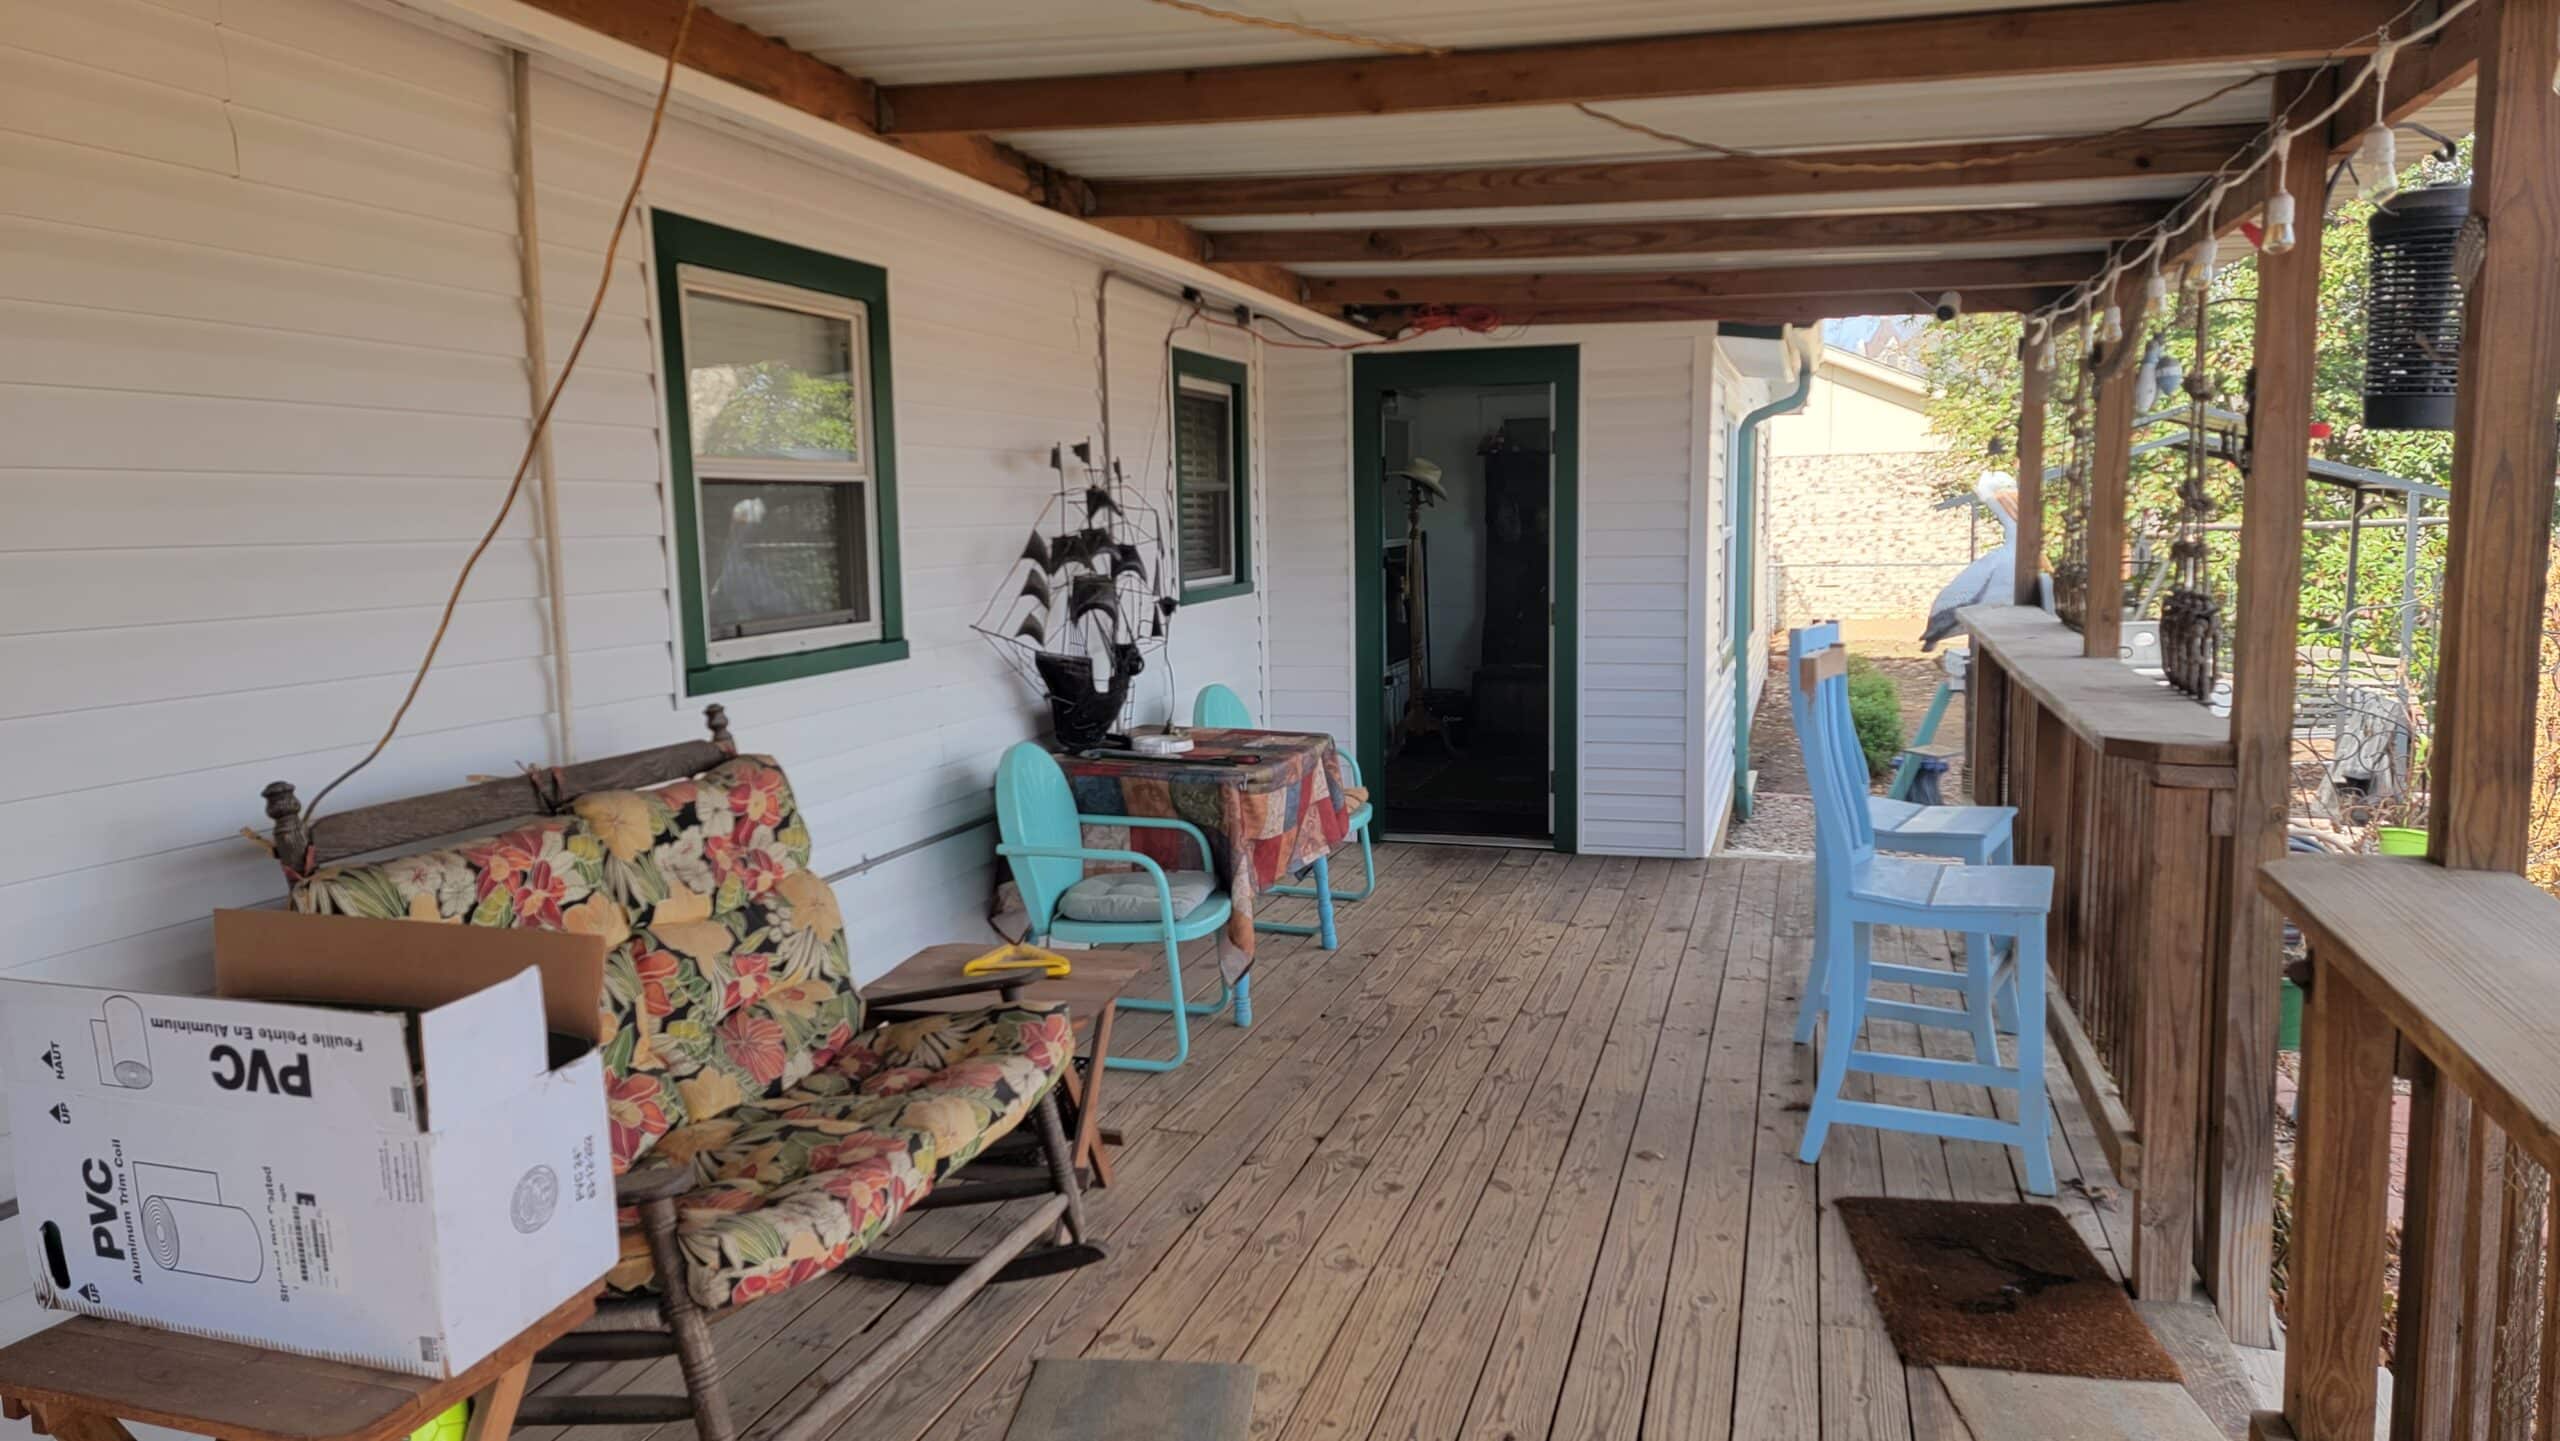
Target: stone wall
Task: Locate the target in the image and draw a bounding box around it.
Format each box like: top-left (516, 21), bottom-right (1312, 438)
top-left (1768, 450), bottom-right (1985, 646)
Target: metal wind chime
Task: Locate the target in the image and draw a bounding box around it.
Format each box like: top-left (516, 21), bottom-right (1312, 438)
top-left (2157, 277), bottom-right (2226, 704)
top-left (2051, 317), bottom-right (2097, 632)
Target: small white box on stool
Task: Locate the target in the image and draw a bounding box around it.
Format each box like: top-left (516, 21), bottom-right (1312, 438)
top-left (1, 911), bottom-right (617, 1377)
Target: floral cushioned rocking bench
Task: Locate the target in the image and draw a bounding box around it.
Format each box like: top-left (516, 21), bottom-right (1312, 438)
top-left (259, 707), bottom-right (1101, 1441)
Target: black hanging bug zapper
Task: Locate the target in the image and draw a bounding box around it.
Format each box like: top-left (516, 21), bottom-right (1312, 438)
top-left (2363, 184), bottom-right (2471, 431)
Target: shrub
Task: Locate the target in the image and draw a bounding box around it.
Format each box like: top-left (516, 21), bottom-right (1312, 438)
top-left (1843, 656), bottom-right (1904, 782)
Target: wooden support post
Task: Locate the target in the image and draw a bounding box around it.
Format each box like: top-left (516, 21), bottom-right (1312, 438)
top-left (2420, 12), bottom-right (2560, 1433)
top-left (2083, 274), bottom-right (2151, 660)
top-left (2208, 75), bottom-right (2328, 1350)
top-left (2015, 334), bottom-right (2049, 608)
top-left (2283, 958), bottom-right (2398, 1441)
top-left (2394, 1060), bottom-right (2472, 1441)
top-left (2133, 783), bottom-right (2212, 1299)
top-left (2429, 0), bottom-right (2560, 873)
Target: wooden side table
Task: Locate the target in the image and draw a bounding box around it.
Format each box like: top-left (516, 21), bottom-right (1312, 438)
top-left (874, 944), bottom-right (1144, 1187)
top-left (0, 1286), bottom-right (598, 1441)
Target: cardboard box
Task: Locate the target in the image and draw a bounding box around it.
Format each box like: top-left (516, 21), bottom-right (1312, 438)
top-left (1, 912), bottom-right (617, 1377)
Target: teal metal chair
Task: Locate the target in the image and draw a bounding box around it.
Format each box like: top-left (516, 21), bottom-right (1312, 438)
top-left (994, 741), bottom-right (1242, 1073)
top-left (1190, 684), bottom-right (1372, 948)
top-left (1792, 637), bottom-right (2057, 1194)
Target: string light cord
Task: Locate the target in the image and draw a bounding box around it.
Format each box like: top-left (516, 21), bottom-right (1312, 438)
top-left (1572, 69), bottom-right (2270, 176)
top-left (1140, 0), bottom-right (1446, 54)
top-left (2035, 0), bottom-right (2474, 331)
top-left (295, 0), bottom-right (701, 834)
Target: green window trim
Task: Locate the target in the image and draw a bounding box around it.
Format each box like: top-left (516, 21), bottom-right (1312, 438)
top-left (652, 209), bottom-right (906, 696)
top-left (1170, 348), bottom-right (1253, 604)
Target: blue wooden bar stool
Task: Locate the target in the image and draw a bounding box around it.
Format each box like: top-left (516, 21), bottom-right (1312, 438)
top-left (1786, 622), bottom-right (2021, 1053)
top-left (1191, 683), bottom-right (1372, 951)
top-left (1792, 640), bottom-right (2059, 1194)
top-left (994, 742), bottom-right (1243, 1072)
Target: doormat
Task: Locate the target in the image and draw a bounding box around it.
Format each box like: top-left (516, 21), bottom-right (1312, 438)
top-left (1835, 1198), bottom-right (2182, 1383)
top-left (1004, 1358), bottom-right (1255, 1440)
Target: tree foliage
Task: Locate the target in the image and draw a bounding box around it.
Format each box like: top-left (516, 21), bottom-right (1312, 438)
top-left (1916, 141), bottom-right (2473, 678)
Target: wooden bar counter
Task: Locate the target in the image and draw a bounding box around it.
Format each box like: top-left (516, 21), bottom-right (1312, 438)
top-left (1960, 604), bottom-right (2238, 1303)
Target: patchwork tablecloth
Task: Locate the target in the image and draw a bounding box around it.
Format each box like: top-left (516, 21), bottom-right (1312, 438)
top-left (1057, 728), bottom-right (1360, 982)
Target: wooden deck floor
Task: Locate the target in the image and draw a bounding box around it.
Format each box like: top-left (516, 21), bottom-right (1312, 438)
top-left (529, 845), bottom-right (2252, 1441)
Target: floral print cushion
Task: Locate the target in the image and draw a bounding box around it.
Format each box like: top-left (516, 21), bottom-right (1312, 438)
top-left (293, 752), bottom-right (1080, 1311)
top-left (290, 755), bottom-right (859, 1172)
top-left (605, 1003), bottom-right (1074, 1309)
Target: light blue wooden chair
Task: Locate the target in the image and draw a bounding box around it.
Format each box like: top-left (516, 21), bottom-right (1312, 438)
top-left (1191, 683), bottom-right (1371, 950)
top-left (1792, 639), bottom-right (2058, 1194)
top-left (1787, 622), bottom-right (2020, 1050)
top-left (994, 741), bottom-right (1244, 1073)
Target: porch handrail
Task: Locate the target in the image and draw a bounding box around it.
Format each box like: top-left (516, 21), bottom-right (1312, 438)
top-left (2258, 855), bottom-right (2560, 1441)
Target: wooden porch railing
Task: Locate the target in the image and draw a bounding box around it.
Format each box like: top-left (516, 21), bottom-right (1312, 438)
top-left (2258, 857), bottom-right (2560, 1441)
top-left (1962, 604), bottom-right (2249, 1311)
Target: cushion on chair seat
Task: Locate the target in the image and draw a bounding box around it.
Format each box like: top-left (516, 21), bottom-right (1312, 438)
top-left (614, 1002), bottom-right (1075, 1310)
top-left (1057, 869), bottom-right (1221, 923)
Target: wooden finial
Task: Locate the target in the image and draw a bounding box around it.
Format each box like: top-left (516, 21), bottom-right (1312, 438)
top-left (704, 703), bottom-right (733, 753)
top-left (262, 781), bottom-right (308, 876)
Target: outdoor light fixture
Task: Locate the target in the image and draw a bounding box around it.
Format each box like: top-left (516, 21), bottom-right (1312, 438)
top-left (2100, 302), bottom-right (2124, 345)
top-left (2263, 190), bottom-right (2299, 255)
top-left (2354, 123), bottom-right (2400, 203)
top-left (2143, 263), bottom-right (2168, 308)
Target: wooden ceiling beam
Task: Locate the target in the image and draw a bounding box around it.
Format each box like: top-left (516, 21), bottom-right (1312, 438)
top-left (875, 0), bottom-right (2406, 135)
top-left (1205, 199), bottom-right (2174, 265)
top-left (1352, 289), bottom-right (2063, 329)
top-left (1085, 125), bottom-right (2260, 220)
top-left (1309, 253), bottom-right (2096, 307)
top-left (509, 0), bottom-right (1307, 307)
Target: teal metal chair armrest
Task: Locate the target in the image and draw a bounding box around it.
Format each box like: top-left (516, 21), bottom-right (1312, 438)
top-left (1075, 813), bottom-right (1214, 868)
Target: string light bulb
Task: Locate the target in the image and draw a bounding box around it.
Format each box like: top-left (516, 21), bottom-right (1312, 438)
top-left (2100, 301), bottom-right (2125, 346)
top-left (2354, 123), bottom-right (2400, 203)
top-left (2143, 261), bottom-right (2168, 308)
top-left (2262, 189), bottom-right (2298, 255)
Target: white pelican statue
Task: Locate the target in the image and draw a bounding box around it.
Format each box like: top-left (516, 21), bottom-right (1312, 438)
top-left (1918, 465), bottom-right (2023, 651)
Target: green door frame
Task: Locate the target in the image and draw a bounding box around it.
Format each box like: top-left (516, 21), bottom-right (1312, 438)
top-left (1352, 346), bottom-right (1580, 851)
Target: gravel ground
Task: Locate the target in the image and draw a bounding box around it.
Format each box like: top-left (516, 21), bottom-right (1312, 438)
top-left (1725, 642), bottom-right (1970, 857)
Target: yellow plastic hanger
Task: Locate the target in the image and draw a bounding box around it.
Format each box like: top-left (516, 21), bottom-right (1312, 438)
top-left (962, 942), bottom-right (1072, 979)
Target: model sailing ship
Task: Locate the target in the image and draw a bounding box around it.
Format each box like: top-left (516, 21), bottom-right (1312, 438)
top-left (972, 440), bottom-right (1184, 749)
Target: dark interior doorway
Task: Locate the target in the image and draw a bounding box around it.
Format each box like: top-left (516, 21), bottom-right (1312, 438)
top-left (1375, 380), bottom-right (1554, 841)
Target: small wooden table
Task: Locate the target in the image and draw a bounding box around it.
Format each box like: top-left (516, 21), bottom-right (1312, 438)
top-left (876, 944), bottom-right (1146, 1187)
top-left (0, 1286), bottom-right (599, 1441)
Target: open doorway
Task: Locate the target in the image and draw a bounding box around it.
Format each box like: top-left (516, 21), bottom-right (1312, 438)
top-left (1353, 348), bottom-right (1578, 848)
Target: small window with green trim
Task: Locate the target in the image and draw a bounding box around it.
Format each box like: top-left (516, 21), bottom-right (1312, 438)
top-left (653, 211), bottom-right (906, 694)
top-left (1171, 350), bottom-right (1251, 603)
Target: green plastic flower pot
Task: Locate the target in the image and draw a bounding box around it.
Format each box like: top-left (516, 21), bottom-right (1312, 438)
top-left (2377, 826), bottom-right (2429, 857)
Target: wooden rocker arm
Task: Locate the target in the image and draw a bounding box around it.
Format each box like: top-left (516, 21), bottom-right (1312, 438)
top-left (1075, 813), bottom-right (1213, 869)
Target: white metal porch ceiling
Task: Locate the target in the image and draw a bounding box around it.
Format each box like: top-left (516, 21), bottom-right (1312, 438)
top-left (681, 0), bottom-right (2480, 318)
top-left (707, 0), bottom-right (2133, 85)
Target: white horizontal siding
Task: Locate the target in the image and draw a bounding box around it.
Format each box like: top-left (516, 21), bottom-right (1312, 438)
top-left (1263, 347), bottom-right (1353, 744)
top-left (0, 0), bottom-right (1278, 1361)
top-left (1308, 321), bottom-right (1724, 858)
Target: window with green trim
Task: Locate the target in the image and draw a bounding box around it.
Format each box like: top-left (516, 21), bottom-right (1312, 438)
top-left (1170, 350), bottom-right (1252, 603)
top-left (653, 211), bottom-right (906, 694)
